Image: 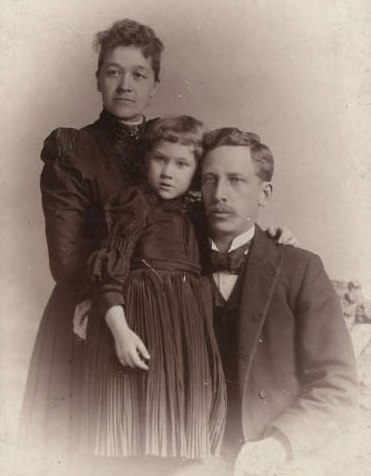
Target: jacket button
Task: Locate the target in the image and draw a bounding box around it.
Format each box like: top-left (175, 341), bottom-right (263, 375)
top-left (259, 389), bottom-right (267, 399)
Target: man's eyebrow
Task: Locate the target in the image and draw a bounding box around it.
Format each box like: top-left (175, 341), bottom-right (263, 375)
top-left (175, 156), bottom-right (193, 161)
top-left (227, 172), bottom-right (246, 177)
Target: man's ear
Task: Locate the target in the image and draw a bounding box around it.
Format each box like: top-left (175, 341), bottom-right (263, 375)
top-left (258, 182), bottom-right (273, 207)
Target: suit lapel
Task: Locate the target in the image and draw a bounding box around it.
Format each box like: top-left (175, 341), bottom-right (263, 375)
top-left (238, 226), bottom-right (283, 376)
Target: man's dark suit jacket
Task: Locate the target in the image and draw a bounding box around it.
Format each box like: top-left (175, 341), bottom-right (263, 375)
top-left (214, 225), bottom-right (357, 458)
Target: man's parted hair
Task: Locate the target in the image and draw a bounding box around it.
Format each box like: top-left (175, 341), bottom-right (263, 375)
top-left (203, 127), bottom-right (274, 181)
top-left (94, 19), bottom-right (164, 81)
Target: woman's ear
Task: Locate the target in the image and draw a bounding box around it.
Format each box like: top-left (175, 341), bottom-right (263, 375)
top-left (149, 81), bottom-right (159, 98)
top-left (96, 72), bottom-right (102, 93)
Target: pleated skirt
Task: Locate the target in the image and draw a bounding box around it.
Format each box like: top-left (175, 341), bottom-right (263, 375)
top-left (17, 285), bottom-right (84, 470)
top-left (82, 269), bottom-right (226, 459)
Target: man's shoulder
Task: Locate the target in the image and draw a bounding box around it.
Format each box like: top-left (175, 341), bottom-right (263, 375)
top-left (278, 243), bottom-right (325, 274)
top-left (259, 242), bottom-right (337, 306)
top-left (272, 244), bottom-right (339, 302)
top-left (279, 243), bottom-right (321, 263)
top-left (255, 227), bottom-right (323, 269)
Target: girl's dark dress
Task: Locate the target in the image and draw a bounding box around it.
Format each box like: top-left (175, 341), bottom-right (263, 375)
top-left (84, 186), bottom-right (226, 459)
top-left (19, 111), bottom-right (153, 463)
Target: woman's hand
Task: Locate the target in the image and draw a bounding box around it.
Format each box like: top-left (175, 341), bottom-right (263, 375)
top-left (266, 226), bottom-right (298, 246)
top-left (105, 306), bottom-right (150, 370)
top-left (73, 299), bottom-right (91, 340)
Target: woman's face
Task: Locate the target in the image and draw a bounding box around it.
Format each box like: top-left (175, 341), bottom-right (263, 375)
top-left (97, 45), bottom-right (159, 122)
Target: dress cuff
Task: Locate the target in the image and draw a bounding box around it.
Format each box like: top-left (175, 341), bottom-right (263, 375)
top-left (97, 289), bottom-right (125, 316)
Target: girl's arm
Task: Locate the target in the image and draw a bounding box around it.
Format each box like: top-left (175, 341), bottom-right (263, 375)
top-left (105, 305), bottom-right (150, 370)
top-left (88, 188), bottom-right (152, 365)
top-left (89, 187), bottom-right (150, 314)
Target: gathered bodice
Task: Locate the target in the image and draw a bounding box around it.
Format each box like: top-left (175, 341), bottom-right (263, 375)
top-left (40, 110), bottom-right (157, 296)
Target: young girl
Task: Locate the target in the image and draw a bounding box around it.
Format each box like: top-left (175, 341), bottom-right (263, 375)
top-left (83, 116), bottom-right (226, 460)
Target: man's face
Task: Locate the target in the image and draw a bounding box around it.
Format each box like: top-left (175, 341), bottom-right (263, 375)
top-left (201, 145), bottom-right (272, 242)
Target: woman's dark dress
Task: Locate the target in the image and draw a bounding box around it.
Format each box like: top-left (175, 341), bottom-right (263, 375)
top-left (19, 111), bottom-right (154, 465)
top-left (84, 187), bottom-right (226, 459)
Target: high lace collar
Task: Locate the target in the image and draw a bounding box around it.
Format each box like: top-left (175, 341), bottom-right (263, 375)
top-left (98, 109), bottom-right (146, 141)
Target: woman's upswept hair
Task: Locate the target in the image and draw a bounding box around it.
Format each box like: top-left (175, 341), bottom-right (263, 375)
top-left (203, 127), bottom-right (274, 181)
top-left (143, 115), bottom-right (206, 191)
top-left (94, 19), bottom-right (164, 81)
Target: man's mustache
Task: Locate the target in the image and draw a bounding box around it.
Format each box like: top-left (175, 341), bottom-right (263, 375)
top-left (207, 204), bottom-right (235, 214)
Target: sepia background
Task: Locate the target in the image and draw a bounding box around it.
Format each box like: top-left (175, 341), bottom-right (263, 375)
top-left (1, 0), bottom-right (371, 473)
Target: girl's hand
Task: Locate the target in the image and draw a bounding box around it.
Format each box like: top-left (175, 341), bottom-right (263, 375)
top-left (266, 226), bottom-right (298, 246)
top-left (105, 305), bottom-right (150, 370)
top-left (115, 328), bottom-right (150, 370)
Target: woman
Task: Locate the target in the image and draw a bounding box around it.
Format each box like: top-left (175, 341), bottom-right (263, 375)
top-left (18, 18), bottom-right (164, 474)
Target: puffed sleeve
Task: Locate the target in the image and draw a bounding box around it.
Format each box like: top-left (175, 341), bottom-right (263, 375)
top-left (40, 128), bottom-right (91, 297)
top-left (88, 187), bottom-right (150, 315)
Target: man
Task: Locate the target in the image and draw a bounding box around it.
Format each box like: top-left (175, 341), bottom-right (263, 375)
top-left (200, 128), bottom-right (357, 475)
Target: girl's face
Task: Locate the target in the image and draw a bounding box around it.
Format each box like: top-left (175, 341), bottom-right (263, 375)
top-left (97, 45), bottom-right (159, 122)
top-left (147, 141), bottom-right (197, 199)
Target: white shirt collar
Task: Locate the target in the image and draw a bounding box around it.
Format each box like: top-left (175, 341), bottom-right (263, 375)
top-left (209, 225), bottom-right (255, 252)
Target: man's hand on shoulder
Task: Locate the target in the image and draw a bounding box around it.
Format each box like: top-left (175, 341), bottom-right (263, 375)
top-left (234, 436), bottom-right (288, 476)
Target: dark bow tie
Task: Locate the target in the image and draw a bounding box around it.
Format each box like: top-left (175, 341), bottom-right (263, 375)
top-left (209, 242), bottom-right (251, 274)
